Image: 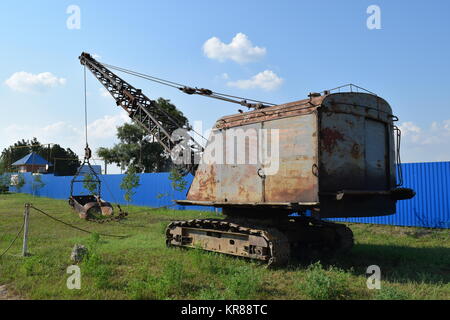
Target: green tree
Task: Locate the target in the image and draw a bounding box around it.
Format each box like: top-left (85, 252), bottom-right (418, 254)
top-left (97, 98), bottom-right (189, 173)
top-left (120, 167), bottom-right (141, 204)
top-left (0, 138), bottom-right (39, 174)
top-left (83, 173), bottom-right (99, 196)
top-left (168, 168), bottom-right (188, 192)
top-left (0, 173), bottom-right (11, 194)
top-left (49, 145), bottom-right (80, 176)
top-left (31, 174), bottom-right (46, 196)
top-left (0, 138), bottom-right (80, 176)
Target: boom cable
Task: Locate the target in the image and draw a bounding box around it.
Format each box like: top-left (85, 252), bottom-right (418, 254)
top-left (83, 65), bottom-right (88, 147)
top-left (100, 62), bottom-right (210, 142)
top-left (101, 62), bottom-right (277, 108)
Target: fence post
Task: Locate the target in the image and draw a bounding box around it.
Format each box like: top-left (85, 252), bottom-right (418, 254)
top-left (22, 203), bottom-right (31, 257)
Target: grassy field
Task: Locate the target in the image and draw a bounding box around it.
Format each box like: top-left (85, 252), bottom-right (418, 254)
top-left (0, 193), bottom-right (449, 300)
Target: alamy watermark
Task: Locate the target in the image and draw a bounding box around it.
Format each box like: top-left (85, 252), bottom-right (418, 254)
top-left (66, 265), bottom-right (81, 290)
top-left (66, 5), bottom-right (81, 30)
top-left (366, 265), bottom-right (381, 289)
top-left (367, 5), bottom-right (381, 30)
top-left (170, 125), bottom-right (280, 176)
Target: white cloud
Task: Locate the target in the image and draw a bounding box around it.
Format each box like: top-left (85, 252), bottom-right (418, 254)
top-left (3, 122), bottom-right (78, 141)
top-left (398, 120), bottom-right (450, 162)
top-left (0, 111), bottom-right (131, 174)
top-left (227, 70), bottom-right (283, 91)
top-left (5, 71), bottom-right (66, 93)
top-left (87, 113), bottom-right (129, 139)
top-left (398, 121), bottom-right (421, 135)
top-left (1, 122), bottom-right (81, 157)
top-left (398, 121), bottom-right (422, 143)
top-left (203, 33), bottom-right (266, 63)
top-left (0, 112), bottom-right (129, 160)
top-left (431, 119), bottom-right (450, 132)
top-left (92, 53), bottom-right (102, 59)
top-left (42, 121), bottom-right (78, 137)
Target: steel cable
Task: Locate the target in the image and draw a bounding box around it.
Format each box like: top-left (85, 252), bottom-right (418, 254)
top-left (91, 158), bottom-right (121, 205)
top-left (101, 62), bottom-right (276, 106)
top-left (102, 63), bottom-right (184, 89)
top-left (97, 63), bottom-right (210, 143)
top-left (30, 205), bottom-right (127, 238)
top-left (0, 221), bottom-right (24, 258)
top-left (83, 65), bottom-right (88, 146)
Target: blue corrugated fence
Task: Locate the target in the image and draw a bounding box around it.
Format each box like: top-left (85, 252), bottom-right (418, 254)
top-left (6, 161), bottom-right (450, 228)
top-left (8, 172), bottom-right (215, 212)
top-left (331, 162), bottom-right (450, 228)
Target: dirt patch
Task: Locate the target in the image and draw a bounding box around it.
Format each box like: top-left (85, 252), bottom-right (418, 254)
top-left (0, 285), bottom-right (22, 300)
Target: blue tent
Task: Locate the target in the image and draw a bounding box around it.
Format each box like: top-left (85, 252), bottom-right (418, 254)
top-left (12, 152), bottom-right (51, 166)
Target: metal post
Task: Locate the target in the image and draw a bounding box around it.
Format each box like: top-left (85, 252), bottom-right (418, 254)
top-left (22, 203), bottom-right (30, 257)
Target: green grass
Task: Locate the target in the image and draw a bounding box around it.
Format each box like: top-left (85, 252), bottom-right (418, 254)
top-left (296, 262), bottom-right (355, 300)
top-left (0, 193), bottom-right (449, 300)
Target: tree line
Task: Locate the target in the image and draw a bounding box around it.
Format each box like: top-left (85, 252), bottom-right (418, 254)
top-left (0, 137), bottom-right (80, 176)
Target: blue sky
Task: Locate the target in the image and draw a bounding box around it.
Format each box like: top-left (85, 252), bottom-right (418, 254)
top-left (1, 0), bottom-right (450, 171)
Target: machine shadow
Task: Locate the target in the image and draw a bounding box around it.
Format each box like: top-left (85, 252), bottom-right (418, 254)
top-left (286, 243), bottom-right (450, 285)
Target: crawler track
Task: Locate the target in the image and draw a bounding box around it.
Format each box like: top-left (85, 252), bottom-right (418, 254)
top-left (165, 217), bottom-right (353, 266)
top-left (166, 219), bottom-right (290, 267)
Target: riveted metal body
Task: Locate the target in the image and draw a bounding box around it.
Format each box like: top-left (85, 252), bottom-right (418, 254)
top-left (178, 92), bottom-right (411, 219)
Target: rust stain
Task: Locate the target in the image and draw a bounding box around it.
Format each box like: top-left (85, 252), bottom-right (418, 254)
top-left (321, 128), bottom-right (345, 153)
top-left (216, 96), bottom-right (325, 130)
top-left (238, 185), bottom-right (251, 201)
top-left (188, 165), bottom-right (216, 201)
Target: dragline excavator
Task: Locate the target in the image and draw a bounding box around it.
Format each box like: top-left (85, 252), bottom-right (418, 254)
top-left (79, 52), bottom-right (415, 266)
